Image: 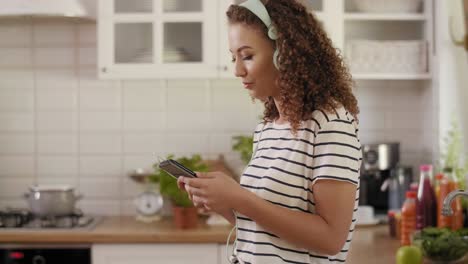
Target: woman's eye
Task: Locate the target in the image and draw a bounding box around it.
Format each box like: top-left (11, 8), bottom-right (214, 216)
top-left (242, 55), bottom-right (253, 60)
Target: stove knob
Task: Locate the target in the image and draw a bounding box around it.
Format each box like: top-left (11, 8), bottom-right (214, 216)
top-left (33, 255), bottom-right (46, 264)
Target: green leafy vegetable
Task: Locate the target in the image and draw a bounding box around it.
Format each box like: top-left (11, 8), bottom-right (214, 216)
top-left (413, 227), bottom-right (468, 262)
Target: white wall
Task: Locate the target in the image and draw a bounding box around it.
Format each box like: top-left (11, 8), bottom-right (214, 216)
top-left (437, 0), bottom-right (468, 167)
top-left (0, 18), bottom-right (433, 215)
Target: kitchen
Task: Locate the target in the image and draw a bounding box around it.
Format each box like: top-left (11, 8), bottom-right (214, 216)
top-left (0, 0), bottom-right (467, 263)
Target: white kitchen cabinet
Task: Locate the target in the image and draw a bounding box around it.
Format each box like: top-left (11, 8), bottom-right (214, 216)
top-left (92, 244), bottom-right (218, 264)
top-left (98, 0), bottom-right (435, 81)
top-left (342, 0), bottom-right (434, 80)
top-left (218, 244), bottom-right (234, 264)
top-left (98, 0), bottom-right (217, 79)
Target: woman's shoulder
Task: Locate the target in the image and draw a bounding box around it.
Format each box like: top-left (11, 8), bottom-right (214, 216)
top-left (305, 107), bottom-right (357, 130)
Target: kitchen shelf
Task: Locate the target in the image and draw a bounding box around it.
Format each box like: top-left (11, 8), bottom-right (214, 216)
top-left (352, 73), bottom-right (431, 80)
top-left (344, 13), bottom-right (427, 21)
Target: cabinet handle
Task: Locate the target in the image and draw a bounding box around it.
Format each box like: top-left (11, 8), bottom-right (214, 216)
top-left (101, 67), bottom-right (107, 73)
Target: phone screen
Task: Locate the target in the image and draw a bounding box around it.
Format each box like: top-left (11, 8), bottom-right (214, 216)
top-left (159, 159), bottom-right (197, 179)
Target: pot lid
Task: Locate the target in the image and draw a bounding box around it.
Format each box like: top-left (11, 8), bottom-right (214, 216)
top-left (29, 184), bottom-right (75, 192)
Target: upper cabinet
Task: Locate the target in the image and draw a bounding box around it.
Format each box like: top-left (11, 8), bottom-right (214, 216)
top-left (98, 0), bottom-right (217, 79)
top-left (98, 0), bottom-right (434, 80)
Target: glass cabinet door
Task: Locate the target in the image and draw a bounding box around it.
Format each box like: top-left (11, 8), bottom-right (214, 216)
top-left (115, 0), bottom-right (153, 13)
top-left (115, 23), bottom-right (153, 64)
top-left (162, 0), bottom-right (202, 13)
top-left (99, 0), bottom-right (217, 79)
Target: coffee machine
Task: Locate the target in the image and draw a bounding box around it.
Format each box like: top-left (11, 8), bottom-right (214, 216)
top-left (359, 142), bottom-right (412, 214)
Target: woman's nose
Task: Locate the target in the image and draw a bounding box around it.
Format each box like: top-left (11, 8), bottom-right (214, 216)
top-left (234, 60), bottom-right (246, 77)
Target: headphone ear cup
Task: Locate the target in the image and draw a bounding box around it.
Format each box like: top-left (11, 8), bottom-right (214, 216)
top-left (273, 49), bottom-right (279, 70)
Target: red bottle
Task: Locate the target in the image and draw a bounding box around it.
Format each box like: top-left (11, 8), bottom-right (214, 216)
top-left (416, 164), bottom-right (437, 230)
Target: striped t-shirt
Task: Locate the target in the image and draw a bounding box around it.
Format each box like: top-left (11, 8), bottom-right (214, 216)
top-left (233, 107), bottom-right (361, 264)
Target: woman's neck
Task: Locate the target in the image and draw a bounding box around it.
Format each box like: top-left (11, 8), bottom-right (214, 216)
top-left (273, 97), bottom-right (287, 124)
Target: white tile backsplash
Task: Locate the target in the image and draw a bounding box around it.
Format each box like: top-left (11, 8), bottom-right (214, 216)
top-left (80, 133), bottom-right (122, 154)
top-left (0, 48), bottom-right (31, 67)
top-left (36, 85), bottom-right (78, 110)
top-left (0, 112), bottom-right (35, 132)
top-left (0, 133), bottom-right (35, 154)
top-left (79, 111), bottom-right (122, 131)
top-left (34, 48), bottom-right (75, 67)
top-left (0, 86), bottom-right (35, 111)
top-left (0, 21), bottom-right (434, 215)
top-left (0, 156), bottom-right (35, 176)
top-left (0, 22), bottom-right (31, 46)
top-left (79, 47), bottom-right (97, 66)
top-left (166, 111), bottom-right (212, 132)
top-left (123, 134), bottom-right (166, 154)
top-left (79, 156), bottom-right (122, 177)
top-left (79, 178), bottom-right (121, 198)
top-left (78, 24), bottom-right (97, 44)
top-left (123, 111), bottom-right (166, 131)
top-left (36, 111), bottom-right (78, 132)
top-left (0, 177), bottom-right (35, 198)
top-left (34, 23), bottom-right (74, 45)
top-left (37, 155), bottom-right (78, 176)
top-left (79, 85), bottom-right (121, 111)
top-left (37, 133), bottom-right (78, 154)
top-left (122, 81), bottom-right (165, 111)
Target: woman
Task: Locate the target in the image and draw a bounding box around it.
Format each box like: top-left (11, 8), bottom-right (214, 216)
top-left (178, 0), bottom-right (361, 263)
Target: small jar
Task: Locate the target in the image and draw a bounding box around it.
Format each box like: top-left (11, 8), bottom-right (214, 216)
top-left (388, 210), bottom-right (397, 237)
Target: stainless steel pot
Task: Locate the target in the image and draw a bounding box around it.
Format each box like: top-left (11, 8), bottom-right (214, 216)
top-left (23, 185), bottom-right (83, 217)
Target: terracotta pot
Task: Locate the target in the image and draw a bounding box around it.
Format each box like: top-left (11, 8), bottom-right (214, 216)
top-left (172, 206), bottom-right (198, 229)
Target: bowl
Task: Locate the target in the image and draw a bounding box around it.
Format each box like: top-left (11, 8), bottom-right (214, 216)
top-left (412, 228), bottom-right (468, 263)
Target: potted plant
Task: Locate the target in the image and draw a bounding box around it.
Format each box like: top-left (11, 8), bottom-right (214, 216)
top-left (232, 135), bottom-right (254, 165)
top-left (150, 154), bottom-right (209, 229)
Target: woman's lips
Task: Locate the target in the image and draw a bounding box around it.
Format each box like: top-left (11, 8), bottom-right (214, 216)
top-left (243, 82), bottom-right (253, 89)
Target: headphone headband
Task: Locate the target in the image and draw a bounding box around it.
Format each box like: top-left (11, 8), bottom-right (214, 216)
top-left (239, 0), bottom-right (278, 40)
top-left (238, 0), bottom-right (279, 69)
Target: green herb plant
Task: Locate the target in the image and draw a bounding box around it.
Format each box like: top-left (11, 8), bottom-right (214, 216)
top-left (150, 154), bottom-right (209, 208)
top-left (439, 118), bottom-right (468, 190)
top-left (412, 227), bottom-right (468, 262)
top-left (232, 135), bottom-right (254, 165)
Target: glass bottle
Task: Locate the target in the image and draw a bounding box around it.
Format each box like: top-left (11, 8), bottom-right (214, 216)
top-left (416, 164), bottom-right (437, 229)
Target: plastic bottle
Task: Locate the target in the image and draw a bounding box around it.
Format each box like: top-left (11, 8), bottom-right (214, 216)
top-left (434, 173), bottom-right (444, 200)
top-left (401, 191), bottom-right (417, 246)
top-left (438, 171), bottom-right (451, 228)
top-left (447, 168), bottom-right (464, 230)
top-left (416, 164), bottom-right (437, 230)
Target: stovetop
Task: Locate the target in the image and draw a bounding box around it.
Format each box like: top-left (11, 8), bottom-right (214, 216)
top-left (0, 208), bottom-right (102, 231)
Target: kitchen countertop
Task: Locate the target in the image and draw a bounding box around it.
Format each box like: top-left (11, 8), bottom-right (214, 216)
top-left (347, 224), bottom-right (400, 264)
top-left (0, 217), bottom-right (401, 262)
top-left (0, 216), bottom-right (234, 244)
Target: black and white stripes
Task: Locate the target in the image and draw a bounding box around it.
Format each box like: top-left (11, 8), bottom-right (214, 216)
top-left (233, 107), bottom-right (361, 264)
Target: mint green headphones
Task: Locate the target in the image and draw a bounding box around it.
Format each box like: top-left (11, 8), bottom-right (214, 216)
top-left (239, 0), bottom-right (279, 69)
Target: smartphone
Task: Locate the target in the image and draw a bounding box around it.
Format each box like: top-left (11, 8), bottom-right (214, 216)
top-left (158, 159), bottom-right (197, 179)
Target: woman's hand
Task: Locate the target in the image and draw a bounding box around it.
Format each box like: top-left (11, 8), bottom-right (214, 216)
top-left (179, 171), bottom-right (243, 214)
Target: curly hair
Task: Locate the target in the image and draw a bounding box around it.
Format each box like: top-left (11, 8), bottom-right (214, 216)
top-left (226, 0), bottom-right (359, 134)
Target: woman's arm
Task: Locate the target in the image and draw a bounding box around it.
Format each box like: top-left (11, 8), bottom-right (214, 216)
top-left (232, 179), bottom-right (356, 255)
